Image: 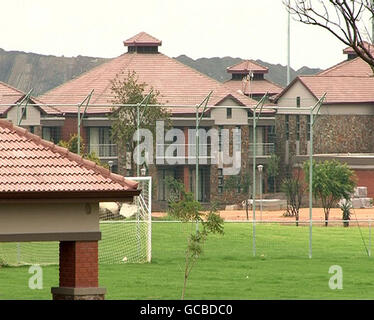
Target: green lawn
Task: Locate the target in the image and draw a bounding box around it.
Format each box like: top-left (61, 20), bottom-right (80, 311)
top-left (1, 222), bottom-right (374, 300)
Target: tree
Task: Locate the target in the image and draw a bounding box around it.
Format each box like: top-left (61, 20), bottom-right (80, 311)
top-left (267, 153), bottom-right (280, 193)
top-left (168, 190), bottom-right (224, 300)
top-left (303, 160), bottom-right (356, 226)
top-left (110, 70), bottom-right (171, 174)
top-left (285, 0), bottom-right (374, 73)
top-left (58, 134), bottom-right (108, 169)
top-left (281, 166), bottom-right (306, 226)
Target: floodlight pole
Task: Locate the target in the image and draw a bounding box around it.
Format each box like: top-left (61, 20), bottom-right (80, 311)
top-left (194, 92), bottom-right (213, 232)
top-left (308, 93), bottom-right (326, 259)
top-left (16, 89), bottom-right (33, 126)
top-left (77, 89), bottom-right (94, 155)
top-left (195, 92), bottom-right (213, 202)
top-left (252, 92), bottom-right (269, 257)
top-left (287, 0), bottom-right (291, 85)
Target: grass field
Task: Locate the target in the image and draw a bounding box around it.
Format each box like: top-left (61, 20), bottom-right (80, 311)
top-left (1, 221), bottom-right (374, 300)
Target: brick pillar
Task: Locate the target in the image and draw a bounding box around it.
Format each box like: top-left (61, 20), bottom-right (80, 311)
top-left (51, 241), bottom-right (106, 300)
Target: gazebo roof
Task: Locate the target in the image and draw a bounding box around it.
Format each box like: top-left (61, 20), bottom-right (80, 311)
top-left (0, 119), bottom-right (139, 200)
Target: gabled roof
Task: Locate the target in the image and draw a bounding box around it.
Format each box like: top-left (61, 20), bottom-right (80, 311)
top-left (227, 60), bottom-right (268, 74)
top-left (124, 32), bottom-right (162, 47)
top-left (224, 78), bottom-right (283, 96)
top-left (0, 81), bottom-right (61, 116)
top-left (298, 75), bottom-right (374, 104)
top-left (0, 119), bottom-right (139, 200)
top-left (39, 33), bottom-right (258, 115)
top-left (317, 56), bottom-right (373, 77)
top-left (274, 75), bottom-right (374, 105)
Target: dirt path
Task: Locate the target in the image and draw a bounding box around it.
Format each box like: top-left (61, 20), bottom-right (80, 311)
top-left (153, 207), bottom-right (374, 222)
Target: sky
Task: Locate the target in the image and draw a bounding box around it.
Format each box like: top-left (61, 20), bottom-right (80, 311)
top-left (0, 0), bottom-right (353, 71)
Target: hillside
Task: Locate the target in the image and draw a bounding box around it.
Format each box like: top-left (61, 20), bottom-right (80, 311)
top-left (0, 48), bottom-right (321, 96)
top-left (175, 55), bottom-right (322, 87)
top-left (0, 48), bottom-right (108, 96)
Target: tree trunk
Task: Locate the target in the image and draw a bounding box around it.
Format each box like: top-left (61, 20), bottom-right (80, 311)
top-left (324, 210), bottom-right (329, 227)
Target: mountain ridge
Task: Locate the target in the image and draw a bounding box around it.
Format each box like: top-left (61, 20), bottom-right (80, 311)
top-left (0, 48), bottom-right (322, 96)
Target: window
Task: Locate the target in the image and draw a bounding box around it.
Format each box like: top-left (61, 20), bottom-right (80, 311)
top-left (253, 73), bottom-right (264, 80)
top-left (227, 108), bottom-right (232, 119)
top-left (29, 126), bottom-right (34, 134)
top-left (87, 127), bottom-right (114, 157)
top-left (232, 74), bottom-right (245, 80)
top-left (234, 126), bottom-right (241, 152)
top-left (296, 97), bottom-right (301, 108)
top-left (42, 127), bottom-right (61, 144)
top-left (296, 115), bottom-right (300, 141)
top-left (218, 169), bottom-right (224, 194)
top-left (285, 115), bottom-right (289, 140)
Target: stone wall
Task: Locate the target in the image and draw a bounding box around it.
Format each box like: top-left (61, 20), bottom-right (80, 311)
top-left (313, 115), bottom-right (374, 154)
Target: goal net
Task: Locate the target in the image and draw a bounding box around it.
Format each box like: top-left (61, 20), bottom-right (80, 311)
top-left (0, 176), bottom-right (152, 266)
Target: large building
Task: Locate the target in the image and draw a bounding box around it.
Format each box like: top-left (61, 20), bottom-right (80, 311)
top-left (273, 42), bottom-right (374, 197)
top-left (30, 32), bottom-right (277, 209)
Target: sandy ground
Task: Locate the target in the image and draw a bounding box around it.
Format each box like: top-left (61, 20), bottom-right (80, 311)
top-left (153, 207), bottom-right (374, 222)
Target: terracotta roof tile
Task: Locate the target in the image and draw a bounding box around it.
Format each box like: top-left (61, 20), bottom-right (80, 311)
top-left (224, 78), bottom-right (283, 96)
top-left (0, 81), bottom-right (61, 116)
top-left (227, 60), bottom-right (268, 74)
top-left (298, 75), bottom-right (374, 104)
top-left (124, 32), bottom-right (162, 47)
top-left (318, 56), bottom-right (373, 77)
top-left (39, 34), bottom-right (258, 115)
top-left (343, 41), bottom-right (374, 55)
top-left (0, 119), bottom-right (138, 197)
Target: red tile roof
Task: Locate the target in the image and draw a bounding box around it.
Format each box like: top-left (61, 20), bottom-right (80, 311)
top-left (124, 32), bottom-right (162, 47)
top-left (0, 119), bottom-right (138, 199)
top-left (298, 75), bottom-right (374, 104)
top-left (275, 49), bottom-right (374, 105)
top-left (317, 56), bottom-right (373, 77)
top-left (227, 60), bottom-right (268, 74)
top-left (275, 74), bottom-right (374, 104)
top-left (39, 34), bottom-right (259, 115)
top-left (343, 41), bottom-right (374, 55)
top-left (224, 78), bottom-right (283, 96)
top-left (0, 81), bottom-right (61, 116)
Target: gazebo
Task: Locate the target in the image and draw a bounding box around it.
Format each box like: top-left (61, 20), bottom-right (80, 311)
top-left (0, 119), bottom-right (139, 300)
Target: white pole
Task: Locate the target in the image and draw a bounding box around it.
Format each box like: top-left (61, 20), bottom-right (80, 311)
top-left (147, 177), bottom-right (152, 262)
top-left (287, 0), bottom-right (291, 85)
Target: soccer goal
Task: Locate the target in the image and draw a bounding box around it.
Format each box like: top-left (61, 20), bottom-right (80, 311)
top-left (99, 176), bottom-right (152, 264)
top-left (0, 176), bottom-right (152, 266)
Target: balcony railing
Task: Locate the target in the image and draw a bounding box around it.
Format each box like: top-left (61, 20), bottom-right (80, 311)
top-left (156, 143), bottom-right (214, 160)
top-left (88, 144), bottom-right (117, 158)
top-left (248, 143), bottom-right (275, 157)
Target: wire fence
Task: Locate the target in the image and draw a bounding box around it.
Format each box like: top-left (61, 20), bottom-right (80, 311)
top-left (0, 219), bottom-right (372, 267)
top-left (151, 219), bottom-right (373, 261)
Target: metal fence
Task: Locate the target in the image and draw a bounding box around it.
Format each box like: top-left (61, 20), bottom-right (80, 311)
top-left (150, 219), bottom-right (373, 261)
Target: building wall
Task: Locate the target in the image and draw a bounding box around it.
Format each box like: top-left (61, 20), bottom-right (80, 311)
top-left (61, 116), bottom-right (87, 144)
top-left (277, 81), bottom-right (317, 109)
top-left (7, 104), bottom-right (41, 126)
top-left (313, 115), bottom-right (374, 154)
top-left (211, 97), bottom-right (248, 125)
top-left (0, 202), bottom-right (99, 235)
